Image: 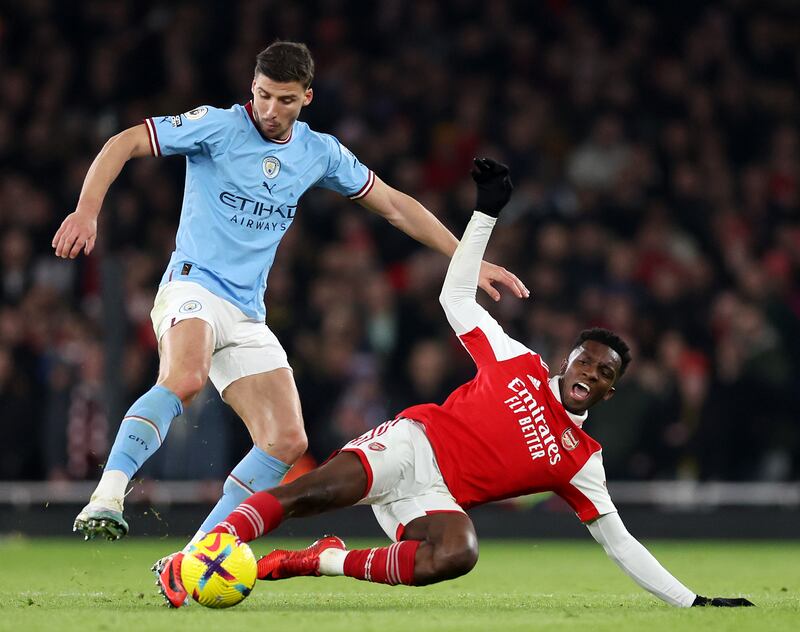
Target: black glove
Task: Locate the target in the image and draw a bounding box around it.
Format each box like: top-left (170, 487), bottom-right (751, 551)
top-left (692, 595), bottom-right (755, 607)
top-left (471, 157), bottom-right (513, 218)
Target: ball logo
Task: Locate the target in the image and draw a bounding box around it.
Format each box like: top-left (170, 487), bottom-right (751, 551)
top-left (561, 428), bottom-right (579, 451)
top-left (180, 300), bottom-right (202, 314)
top-left (185, 106), bottom-right (208, 120)
top-left (368, 442), bottom-right (386, 452)
top-left (262, 156), bottom-right (281, 179)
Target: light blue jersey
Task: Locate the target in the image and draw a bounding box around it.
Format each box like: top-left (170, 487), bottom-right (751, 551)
top-left (144, 102), bottom-right (374, 320)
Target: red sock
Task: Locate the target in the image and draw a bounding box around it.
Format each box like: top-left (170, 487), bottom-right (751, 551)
top-left (343, 540), bottom-right (420, 586)
top-left (210, 491), bottom-right (284, 542)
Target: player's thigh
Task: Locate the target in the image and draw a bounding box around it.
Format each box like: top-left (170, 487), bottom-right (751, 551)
top-left (150, 281), bottom-right (219, 384)
top-left (222, 367), bottom-right (304, 441)
top-left (372, 491), bottom-right (466, 542)
top-left (157, 318), bottom-right (214, 385)
top-left (403, 511), bottom-right (477, 547)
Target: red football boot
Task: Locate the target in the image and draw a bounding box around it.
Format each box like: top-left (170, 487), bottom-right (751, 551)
top-left (258, 535), bottom-right (346, 580)
top-left (152, 551), bottom-right (189, 608)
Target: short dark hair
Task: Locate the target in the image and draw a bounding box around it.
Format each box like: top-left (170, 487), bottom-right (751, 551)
top-left (573, 327), bottom-right (632, 378)
top-left (255, 41), bottom-right (314, 88)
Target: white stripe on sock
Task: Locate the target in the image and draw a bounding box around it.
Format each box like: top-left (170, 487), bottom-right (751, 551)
top-left (364, 547), bottom-right (377, 582)
top-left (238, 504), bottom-right (265, 537)
top-left (232, 507), bottom-right (258, 536)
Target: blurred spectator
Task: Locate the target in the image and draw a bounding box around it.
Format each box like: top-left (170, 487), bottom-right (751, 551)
top-left (1, 0), bottom-right (798, 483)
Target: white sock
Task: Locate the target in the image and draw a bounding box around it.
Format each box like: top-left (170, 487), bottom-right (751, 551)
top-left (318, 548), bottom-right (348, 576)
top-left (91, 470), bottom-right (130, 503)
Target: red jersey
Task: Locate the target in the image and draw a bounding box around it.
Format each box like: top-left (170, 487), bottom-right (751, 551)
top-left (400, 313), bottom-right (616, 522)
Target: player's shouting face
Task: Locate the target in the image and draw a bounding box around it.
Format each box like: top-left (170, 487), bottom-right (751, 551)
top-left (559, 340), bottom-right (621, 414)
top-left (250, 73), bottom-right (313, 142)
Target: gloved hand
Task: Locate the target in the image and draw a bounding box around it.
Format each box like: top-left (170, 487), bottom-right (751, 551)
top-left (692, 595), bottom-right (755, 607)
top-left (471, 157), bottom-right (513, 218)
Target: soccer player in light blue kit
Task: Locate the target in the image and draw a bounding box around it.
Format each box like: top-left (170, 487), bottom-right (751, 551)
top-left (52, 41), bottom-right (528, 559)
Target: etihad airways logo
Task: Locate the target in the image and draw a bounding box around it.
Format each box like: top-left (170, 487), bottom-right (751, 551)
top-left (219, 190), bottom-right (297, 232)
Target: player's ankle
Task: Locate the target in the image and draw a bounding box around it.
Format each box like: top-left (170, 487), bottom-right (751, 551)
top-left (318, 548), bottom-right (347, 576)
top-left (92, 470), bottom-right (130, 503)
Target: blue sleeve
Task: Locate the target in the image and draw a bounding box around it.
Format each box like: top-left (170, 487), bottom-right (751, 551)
top-left (143, 106), bottom-right (227, 157)
top-left (315, 134), bottom-right (375, 199)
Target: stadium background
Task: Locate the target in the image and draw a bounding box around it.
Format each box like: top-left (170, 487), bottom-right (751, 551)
top-left (0, 0), bottom-right (798, 538)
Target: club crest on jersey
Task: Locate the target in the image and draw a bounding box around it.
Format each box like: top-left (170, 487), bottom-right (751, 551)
top-left (185, 106), bottom-right (208, 120)
top-left (262, 156), bottom-right (281, 179)
top-left (179, 300), bottom-right (202, 314)
top-left (368, 442), bottom-right (386, 452)
top-left (561, 428), bottom-right (579, 451)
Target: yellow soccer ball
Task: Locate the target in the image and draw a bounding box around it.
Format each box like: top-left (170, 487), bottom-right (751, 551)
top-left (181, 532), bottom-right (257, 609)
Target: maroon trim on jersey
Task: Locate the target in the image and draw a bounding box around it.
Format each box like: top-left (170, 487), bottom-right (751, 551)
top-left (340, 447), bottom-right (373, 499)
top-left (244, 101), bottom-right (293, 144)
top-left (459, 326), bottom-right (497, 367)
top-left (141, 119), bottom-right (156, 156)
top-left (349, 170), bottom-right (376, 200)
top-left (143, 117), bottom-right (162, 157)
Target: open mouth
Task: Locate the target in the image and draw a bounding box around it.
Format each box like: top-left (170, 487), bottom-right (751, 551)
top-left (570, 382), bottom-right (590, 402)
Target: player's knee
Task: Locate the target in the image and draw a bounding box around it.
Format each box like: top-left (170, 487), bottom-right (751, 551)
top-left (421, 537), bottom-right (479, 584)
top-left (433, 537), bottom-right (478, 579)
top-left (161, 371), bottom-right (207, 404)
top-left (253, 425), bottom-right (307, 465)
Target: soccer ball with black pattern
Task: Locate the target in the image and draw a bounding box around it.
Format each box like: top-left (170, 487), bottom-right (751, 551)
top-left (181, 532), bottom-right (257, 608)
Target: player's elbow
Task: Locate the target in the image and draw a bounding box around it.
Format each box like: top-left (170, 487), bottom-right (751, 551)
top-left (438, 288), bottom-right (451, 310)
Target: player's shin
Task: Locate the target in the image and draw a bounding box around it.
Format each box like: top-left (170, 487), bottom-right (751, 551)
top-left (340, 541), bottom-right (421, 586)
top-left (103, 385), bottom-right (184, 487)
top-left (210, 491), bottom-right (285, 542)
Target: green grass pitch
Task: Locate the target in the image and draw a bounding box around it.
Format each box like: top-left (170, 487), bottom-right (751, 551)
top-left (1, 537), bottom-right (797, 631)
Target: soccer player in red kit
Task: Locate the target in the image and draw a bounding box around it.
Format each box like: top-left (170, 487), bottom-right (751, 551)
top-left (157, 159), bottom-right (753, 609)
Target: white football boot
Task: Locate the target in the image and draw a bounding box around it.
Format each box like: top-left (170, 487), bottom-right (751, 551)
top-left (73, 497), bottom-right (129, 541)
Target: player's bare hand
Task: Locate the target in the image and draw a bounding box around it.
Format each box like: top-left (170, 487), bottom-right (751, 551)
top-left (52, 210), bottom-right (98, 259)
top-left (479, 261), bottom-right (530, 302)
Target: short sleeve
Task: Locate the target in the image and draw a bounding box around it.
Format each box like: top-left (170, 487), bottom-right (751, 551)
top-left (558, 450), bottom-right (617, 522)
top-left (316, 134), bottom-right (374, 199)
top-left (143, 106), bottom-right (226, 157)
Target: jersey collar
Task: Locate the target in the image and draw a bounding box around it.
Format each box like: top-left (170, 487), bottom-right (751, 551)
top-left (244, 101), bottom-right (293, 144)
top-left (549, 376), bottom-right (588, 428)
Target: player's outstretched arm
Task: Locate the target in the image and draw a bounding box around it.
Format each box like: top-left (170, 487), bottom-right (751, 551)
top-left (586, 512), bottom-right (755, 607)
top-left (52, 124), bottom-right (153, 259)
top-left (439, 158), bottom-right (516, 335)
top-left (586, 512), bottom-right (696, 607)
top-left (356, 174), bottom-right (528, 301)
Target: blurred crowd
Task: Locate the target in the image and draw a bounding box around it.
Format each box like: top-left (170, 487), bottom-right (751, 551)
top-left (1, 0), bottom-right (798, 483)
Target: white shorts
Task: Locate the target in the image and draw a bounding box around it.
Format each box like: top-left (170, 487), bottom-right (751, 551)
top-left (341, 417), bottom-right (465, 542)
top-left (150, 281), bottom-right (290, 395)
